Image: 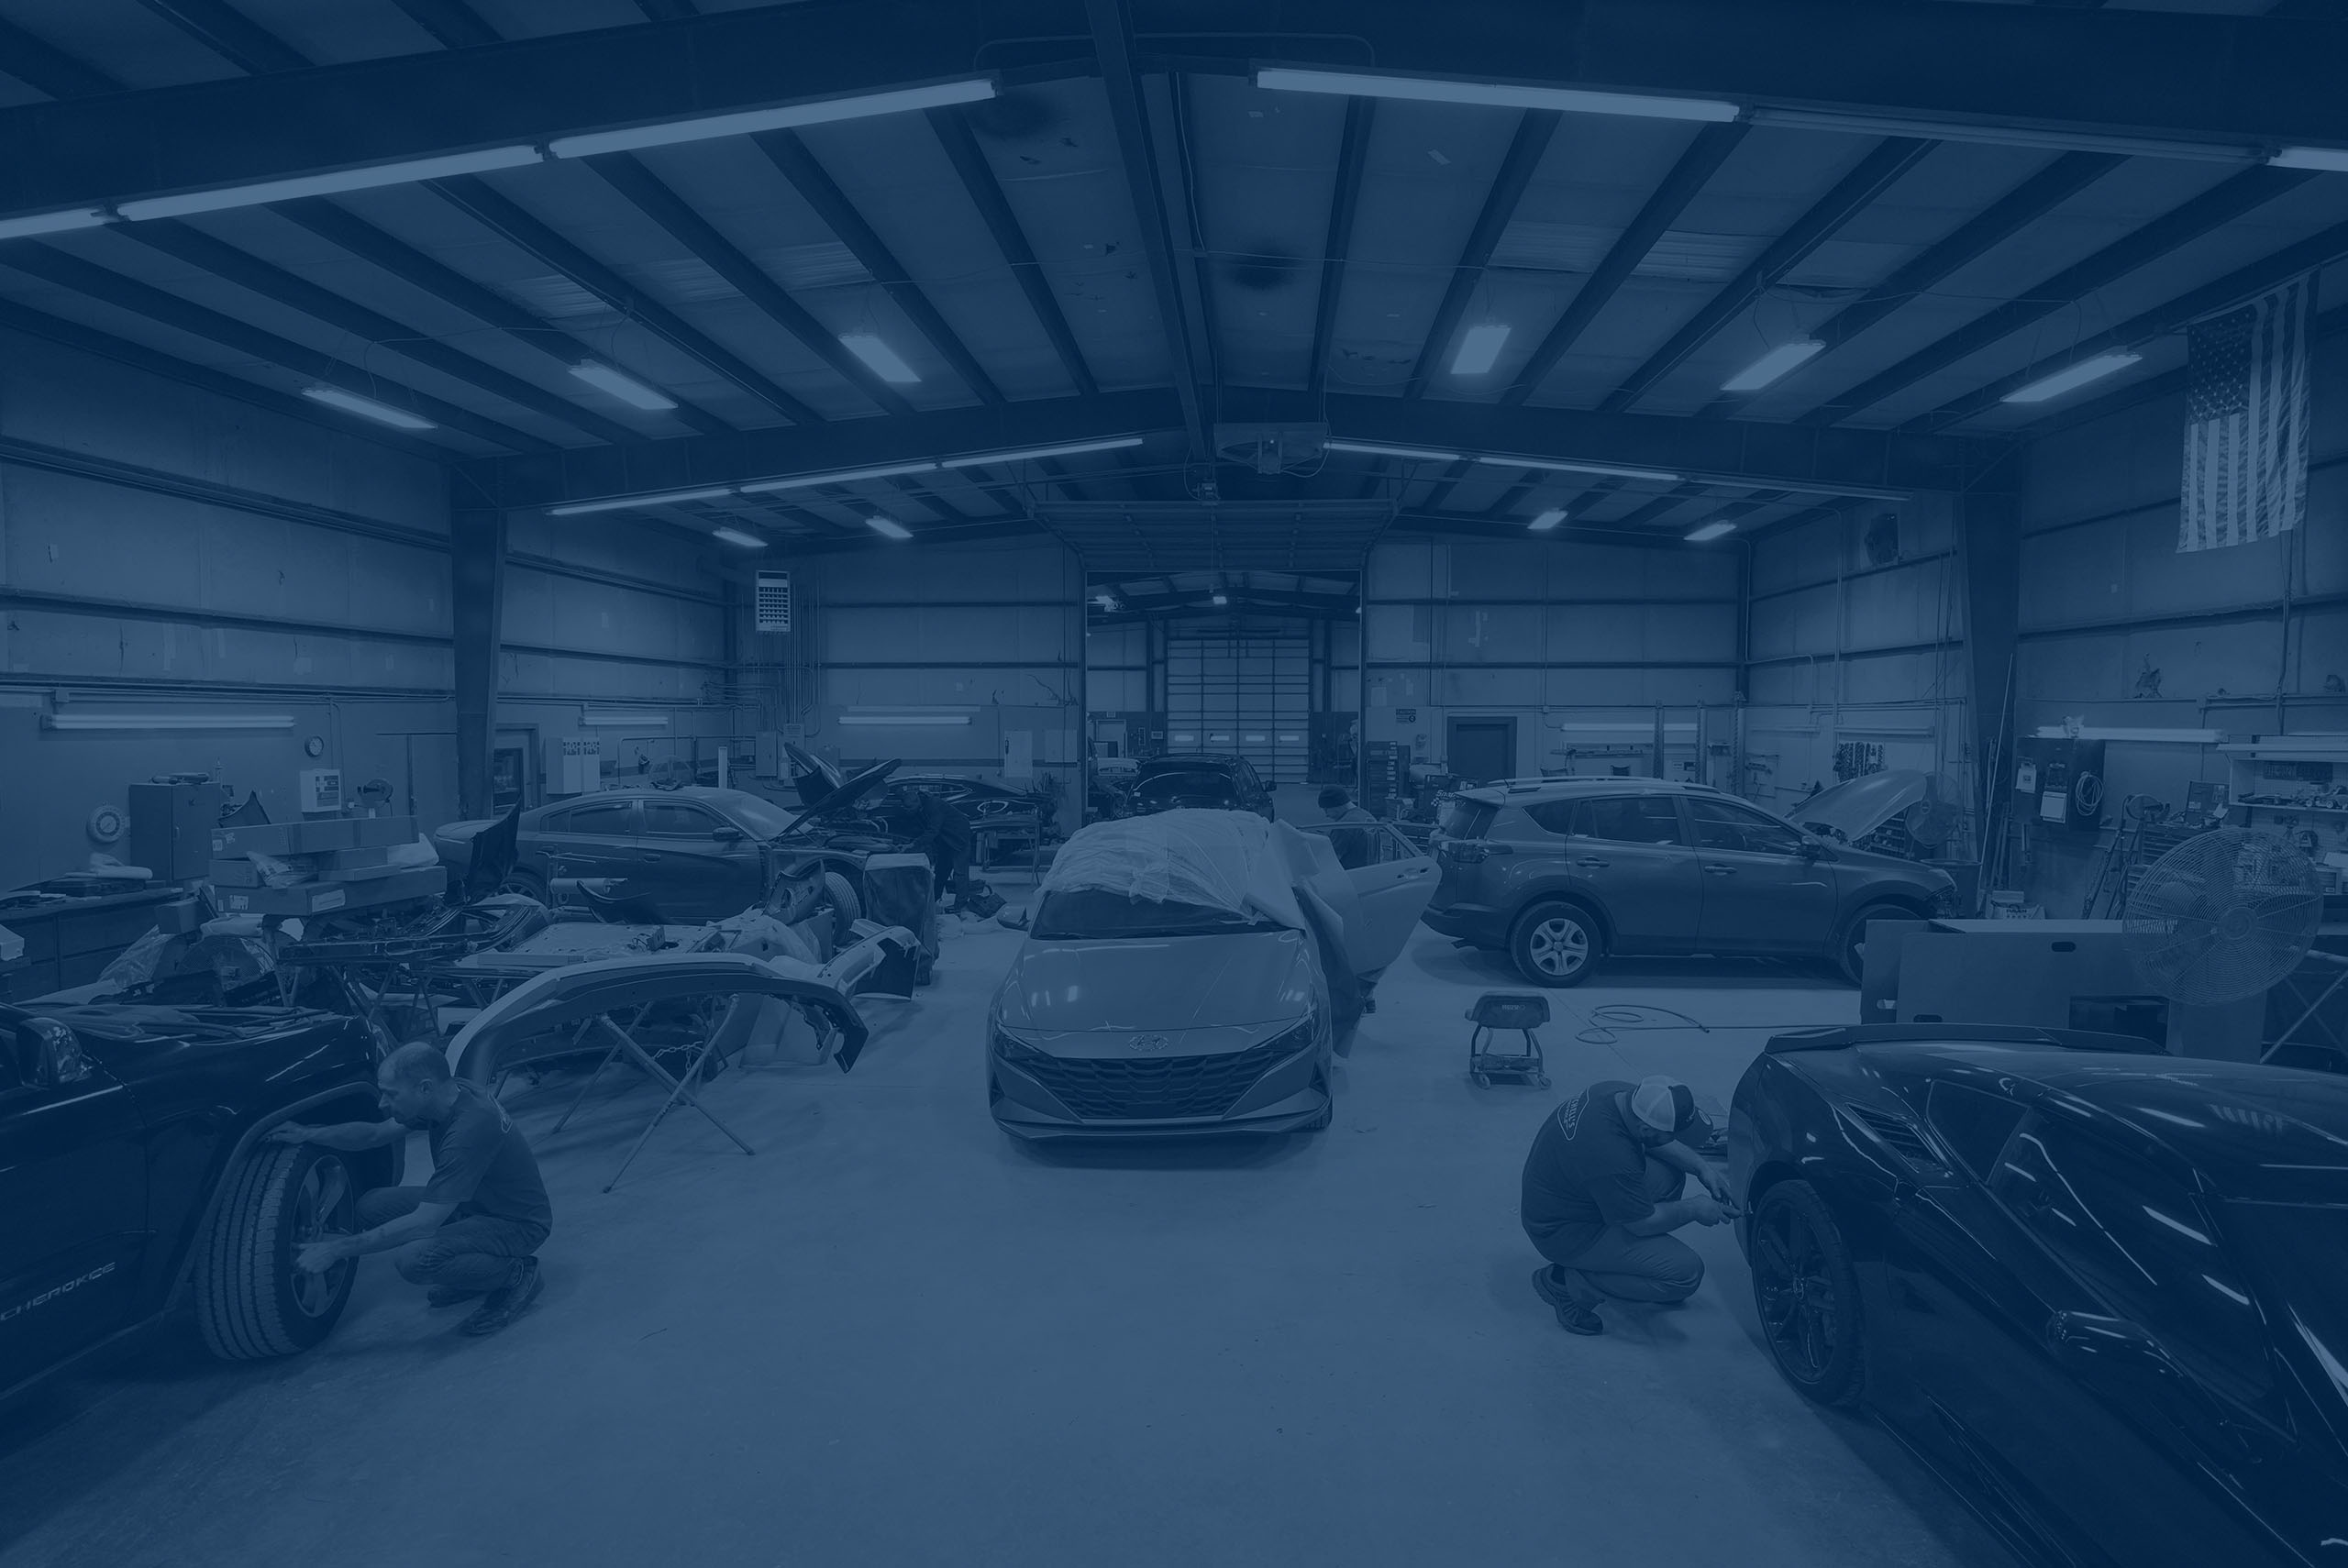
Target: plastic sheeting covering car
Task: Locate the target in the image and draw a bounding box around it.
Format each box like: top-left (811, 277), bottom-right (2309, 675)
top-left (1039, 810), bottom-right (1311, 932)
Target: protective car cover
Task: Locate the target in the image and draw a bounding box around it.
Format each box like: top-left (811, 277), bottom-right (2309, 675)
top-left (1039, 810), bottom-right (1309, 932)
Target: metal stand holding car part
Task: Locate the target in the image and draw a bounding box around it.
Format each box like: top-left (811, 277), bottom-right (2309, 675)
top-left (1467, 992), bottom-right (1551, 1088)
top-left (548, 1011), bottom-right (755, 1191)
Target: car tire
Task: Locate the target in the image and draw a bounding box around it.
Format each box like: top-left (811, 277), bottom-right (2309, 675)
top-left (1748, 1179), bottom-right (1866, 1408)
top-left (194, 1143), bottom-right (358, 1362)
top-left (499, 867), bottom-right (548, 903)
top-left (1510, 902), bottom-right (1601, 988)
top-left (1836, 902), bottom-right (1909, 986)
top-left (821, 869), bottom-right (863, 939)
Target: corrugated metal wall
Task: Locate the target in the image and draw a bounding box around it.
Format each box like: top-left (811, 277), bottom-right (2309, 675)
top-left (1362, 536), bottom-right (1740, 782)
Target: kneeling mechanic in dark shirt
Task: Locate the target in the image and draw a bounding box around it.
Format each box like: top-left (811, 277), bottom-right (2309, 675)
top-left (1520, 1075), bottom-right (1734, 1336)
top-left (272, 1042), bottom-right (553, 1337)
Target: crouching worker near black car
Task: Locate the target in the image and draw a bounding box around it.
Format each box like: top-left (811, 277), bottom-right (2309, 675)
top-left (1521, 1074), bottom-right (1734, 1336)
top-left (271, 1042), bottom-right (553, 1337)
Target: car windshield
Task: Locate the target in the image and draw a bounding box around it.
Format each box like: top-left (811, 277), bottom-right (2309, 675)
top-left (1030, 889), bottom-right (1279, 940)
top-left (2225, 1201), bottom-right (2348, 1420)
top-left (1133, 771), bottom-right (1238, 807)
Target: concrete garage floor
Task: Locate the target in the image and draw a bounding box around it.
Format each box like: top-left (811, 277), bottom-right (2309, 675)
top-left (0, 916), bottom-right (2018, 1568)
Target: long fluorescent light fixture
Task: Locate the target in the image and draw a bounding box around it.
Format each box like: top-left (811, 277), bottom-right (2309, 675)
top-left (1256, 68), bottom-right (1738, 124)
top-left (2274, 147), bottom-right (2348, 173)
top-left (0, 207), bottom-right (113, 240)
top-left (117, 146), bottom-right (544, 222)
top-left (570, 362), bottom-right (676, 411)
top-left (1474, 455), bottom-right (1680, 483)
top-left (838, 712), bottom-right (970, 726)
top-left (1748, 108), bottom-right (2253, 164)
top-left (740, 460), bottom-right (939, 492)
top-left (940, 436), bottom-right (1146, 467)
top-left (549, 79), bottom-right (996, 160)
top-left (865, 515), bottom-right (913, 540)
top-left (712, 527), bottom-right (767, 549)
top-left (841, 334), bottom-right (921, 384)
top-left (1451, 324), bottom-right (1511, 376)
top-left (303, 387), bottom-right (437, 431)
top-left (1324, 440), bottom-right (1460, 462)
top-left (581, 710), bottom-right (670, 728)
top-left (2001, 351), bottom-right (2143, 404)
top-left (1527, 509), bottom-right (1568, 533)
top-left (43, 712), bottom-right (295, 732)
top-left (1722, 340), bottom-right (1824, 393)
top-left (1685, 521), bottom-right (1738, 543)
top-left (548, 486), bottom-right (734, 516)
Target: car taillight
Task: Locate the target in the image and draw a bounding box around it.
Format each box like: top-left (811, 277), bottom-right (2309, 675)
top-left (1439, 839), bottom-right (1492, 866)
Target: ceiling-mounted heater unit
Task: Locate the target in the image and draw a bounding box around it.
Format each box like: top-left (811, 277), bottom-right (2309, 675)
top-left (755, 569), bottom-right (792, 633)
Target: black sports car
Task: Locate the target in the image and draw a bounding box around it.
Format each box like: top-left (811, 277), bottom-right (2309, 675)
top-left (1729, 1025), bottom-right (2348, 1568)
top-left (1126, 754), bottom-right (1275, 820)
top-left (2, 999), bottom-right (398, 1404)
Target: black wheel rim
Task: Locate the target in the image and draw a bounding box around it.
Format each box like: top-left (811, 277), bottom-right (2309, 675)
top-left (290, 1161), bottom-right (353, 1319)
top-left (1754, 1200), bottom-right (1840, 1383)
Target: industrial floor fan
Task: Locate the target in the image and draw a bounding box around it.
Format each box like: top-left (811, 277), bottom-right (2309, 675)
top-left (2122, 828), bottom-right (2323, 1055)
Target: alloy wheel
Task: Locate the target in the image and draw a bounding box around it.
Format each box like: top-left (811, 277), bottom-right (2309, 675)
top-left (1754, 1200), bottom-right (1840, 1382)
top-left (1527, 917), bottom-right (1589, 977)
top-left (289, 1160), bottom-right (353, 1319)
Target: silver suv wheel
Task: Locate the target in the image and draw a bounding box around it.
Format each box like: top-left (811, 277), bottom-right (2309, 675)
top-left (1512, 905), bottom-right (1599, 988)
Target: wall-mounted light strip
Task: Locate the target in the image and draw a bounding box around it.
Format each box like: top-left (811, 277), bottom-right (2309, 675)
top-left (549, 486), bottom-right (733, 516)
top-left (740, 460), bottom-right (939, 493)
top-left (581, 710), bottom-right (670, 728)
top-left (548, 79), bottom-right (996, 160)
top-left (1256, 68), bottom-right (1738, 124)
top-left (2041, 725), bottom-right (2223, 745)
top-left (838, 712), bottom-right (971, 726)
top-left (43, 712), bottom-right (296, 732)
top-left (1747, 107), bottom-right (2254, 164)
top-left (116, 146), bottom-right (545, 222)
top-left (1474, 454), bottom-right (1681, 483)
top-left (939, 436), bottom-right (1146, 468)
top-left (1323, 439), bottom-right (1461, 462)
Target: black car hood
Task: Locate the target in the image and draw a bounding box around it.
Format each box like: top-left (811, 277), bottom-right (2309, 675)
top-left (785, 756), bottom-right (902, 822)
top-left (19, 1002), bottom-right (352, 1079)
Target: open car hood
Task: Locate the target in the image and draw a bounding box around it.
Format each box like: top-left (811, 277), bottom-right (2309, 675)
top-left (781, 751), bottom-right (902, 825)
top-left (783, 741), bottom-right (847, 807)
top-left (1792, 769), bottom-right (1929, 845)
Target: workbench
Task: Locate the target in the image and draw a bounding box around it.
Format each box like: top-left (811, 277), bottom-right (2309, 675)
top-left (0, 885), bottom-right (183, 1001)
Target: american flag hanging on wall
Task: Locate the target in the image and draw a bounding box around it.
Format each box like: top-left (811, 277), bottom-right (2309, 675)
top-left (2178, 276), bottom-right (2313, 553)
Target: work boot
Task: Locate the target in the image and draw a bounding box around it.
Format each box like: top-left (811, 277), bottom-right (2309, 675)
top-left (426, 1285), bottom-right (487, 1309)
top-left (1532, 1265), bottom-right (1603, 1336)
top-left (460, 1258), bottom-right (543, 1336)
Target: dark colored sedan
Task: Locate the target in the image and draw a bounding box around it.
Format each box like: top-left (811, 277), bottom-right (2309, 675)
top-left (1730, 1025), bottom-right (2348, 1568)
top-left (434, 787), bottom-right (825, 921)
top-left (1127, 754), bottom-right (1275, 819)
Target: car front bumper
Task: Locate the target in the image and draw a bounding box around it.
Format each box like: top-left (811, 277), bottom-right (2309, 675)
top-left (989, 1037), bottom-right (1327, 1140)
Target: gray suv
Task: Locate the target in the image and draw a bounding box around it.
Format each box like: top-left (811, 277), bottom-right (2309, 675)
top-left (1422, 778), bottom-right (1957, 987)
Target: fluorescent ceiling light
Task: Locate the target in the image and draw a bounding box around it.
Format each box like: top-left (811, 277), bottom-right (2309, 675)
top-left (302, 387), bottom-right (436, 431)
top-left (550, 79), bottom-right (996, 160)
top-left (865, 515), bottom-right (913, 540)
top-left (739, 460), bottom-right (939, 493)
top-left (1749, 108), bottom-right (2251, 164)
top-left (840, 334), bottom-right (921, 384)
top-left (1527, 508), bottom-right (1568, 533)
top-left (1685, 521), bottom-right (1738, 543)
top-left (117, 146), bottom-right (544, 221)
top-left (42, 712), bottom-right (294, 732)
top-left (0, 208), bottom-right (113, 240)
top-left (838, 712), bottom-right (970, 726)
top-left (712, 527), bottom-right (767, 549)
top-left (1473, 455), bottom-right (1681, 483)
top-left (1722, 339), bottom-right (1824, 392)
top-left (1256, 68), bottom-right (1738, 123)
top-left (940, 436), bottom-right (1146, 468)
top-left (2273, 147), bottom-right (2348, 173)
top-left (1324, 439), bottom-right (1460, 462)
top-left (1211, 592), bottom-right (1229, 606)
top-left (570, 362), bottom-right (677, 411)
top-left (2001, 351), bottom-right (2143, 404)
top-left (581, 710), bottom-right (670, 728)
top-left (1451, 324), bottom-right (1511, 376)
top-left (548, 486), bottom-right (735, 516)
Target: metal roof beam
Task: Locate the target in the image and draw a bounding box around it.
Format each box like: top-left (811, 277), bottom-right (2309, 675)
top-left (0, 18), bottom-right (118, 98)
top-left (0, 243), bottom-right (552, 451)
top-left (1405, 110), bottom-right (1560, 400)
top-left (1599, 136), bottom-right (1934, 412)
top-left (1797, 165), bottom-right (2312, 425)
top-left (388, 0), bottom-right (503, 50)
top-left (1307, 98), bottom-right (1375, 397)
top-left (928, 105), bottom-right (1099, 398)
top-left (136, 0), bottom-right (308, 74)
top-left (429, 173), bottom-right (823, 425)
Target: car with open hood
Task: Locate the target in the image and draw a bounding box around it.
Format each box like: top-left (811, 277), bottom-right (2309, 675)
top-left (987, 810), bottom-right (1434, 1141)
top-left (1, 998), bottom-right (399, 1405)
top-left (1124, 754), bottom-right (1276, 820)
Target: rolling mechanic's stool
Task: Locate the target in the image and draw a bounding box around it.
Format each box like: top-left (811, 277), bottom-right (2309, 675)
top-left (1466, 992), bottom-right (1551, 1089)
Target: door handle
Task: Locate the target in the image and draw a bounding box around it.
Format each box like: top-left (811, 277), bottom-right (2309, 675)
top-left (1573, 856), bottom-right (1609, 869)
top-left (1702, 864), bottom-right (1736, 876)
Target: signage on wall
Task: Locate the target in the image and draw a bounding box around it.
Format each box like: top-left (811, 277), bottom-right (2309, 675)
top-left (755, 569), bottom-right (792, 633)
top-left (1394, 708), bottom-right (1417, 723)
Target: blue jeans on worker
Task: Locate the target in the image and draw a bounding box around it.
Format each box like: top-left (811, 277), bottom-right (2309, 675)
top-left (1534, 1159), bottom-right (1704, 1305)
top-left (357, 1187), bottom-right (548, 1297)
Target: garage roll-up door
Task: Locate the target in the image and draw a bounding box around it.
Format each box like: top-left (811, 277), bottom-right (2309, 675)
top-left (1166, 632), bottom-right (1308, 784)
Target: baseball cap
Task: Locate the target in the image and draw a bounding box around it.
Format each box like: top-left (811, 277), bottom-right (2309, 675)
top-left (1630, 1075), bottom-right (1699, 1136)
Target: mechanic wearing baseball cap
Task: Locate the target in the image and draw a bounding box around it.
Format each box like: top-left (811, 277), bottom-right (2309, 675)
top-left (1520, 1074), bottom-right (1735, 1336)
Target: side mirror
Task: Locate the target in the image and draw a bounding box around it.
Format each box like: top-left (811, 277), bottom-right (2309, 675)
top-left (711, 825), bottom-right (746, 843)
top-left (1799, 838), bottom-right (1832, 860)
top-left (17, 1019), bottom-right (93, 1088)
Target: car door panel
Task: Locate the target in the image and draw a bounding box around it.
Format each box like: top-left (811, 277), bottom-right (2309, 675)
top-left (1523, 796), bottom-right (1702, 950)
top-left (534, 798), bottom-right (641, 883)
top-left (637, 799), bottom-right (759, 919)
top-left (0, 1064), bottom-right (147, 1390)
top-left (1684, 799), bottom-right (1838, 952)
top-left (1300, 823), bottom-right (1436, 977)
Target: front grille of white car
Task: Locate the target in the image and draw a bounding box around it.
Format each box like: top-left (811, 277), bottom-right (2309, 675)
top-left (1002, 1032), bottom-right (1301, 1121)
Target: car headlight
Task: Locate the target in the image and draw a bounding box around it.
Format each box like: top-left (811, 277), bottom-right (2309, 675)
top-left (1927, 881), bottom-right (1961, 917)
top-left (991, 1025), bottom-right (1047, 1065)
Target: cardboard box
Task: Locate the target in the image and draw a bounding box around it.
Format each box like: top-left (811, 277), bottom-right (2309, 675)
top-left (215, 865), bottom-right (445, 916)
top-left (209, 857), bottom-right (265, 889)
top-left (213, 818), bottom-right (359, 858)
top-left (350, 815), bottom-right (417, 850)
